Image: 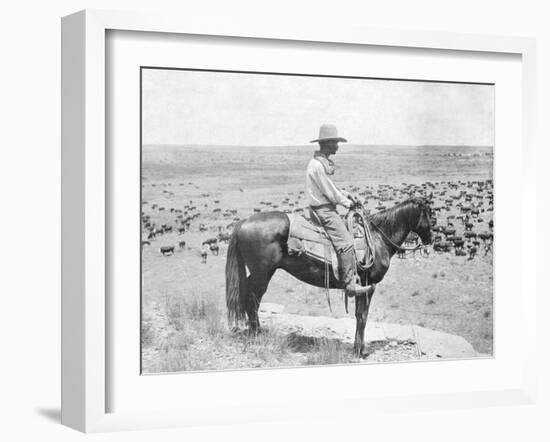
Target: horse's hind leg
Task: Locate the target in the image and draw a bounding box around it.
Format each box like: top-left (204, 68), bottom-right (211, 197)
top-left (245, 271), bottom-right (274, 333)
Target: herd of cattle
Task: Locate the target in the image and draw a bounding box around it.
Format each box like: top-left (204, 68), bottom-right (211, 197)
top-left (141, 178), bottom-right (494, 263)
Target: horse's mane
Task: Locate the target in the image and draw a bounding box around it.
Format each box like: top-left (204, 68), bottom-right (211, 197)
top-left (367, 198), bottom-right (423, 231)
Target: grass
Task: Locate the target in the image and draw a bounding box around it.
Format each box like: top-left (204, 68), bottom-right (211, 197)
top-left (146, 290), bottom-right (357, 371)
top-left (164, 294), bottom-right (185, 330)
top-left (141, 314), bottom-right (155, 347)
top-left (240, 328), bottom-right (291, 365)
top-left (184, 295), bottom-right (221, 320)
top-left (304, 338), bottom-right (352, 365)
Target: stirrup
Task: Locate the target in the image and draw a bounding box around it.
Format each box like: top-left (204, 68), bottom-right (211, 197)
top-left (345, 283), bottom-right (372, 297)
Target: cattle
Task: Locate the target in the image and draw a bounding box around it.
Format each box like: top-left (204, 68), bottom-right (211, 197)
top-left (443, 228), bottom-right (456, 237)
top-left (218, 232), bottom-right (231, 243)
top-left (160, 246), bottom-right (175, 256)
top-left (453, 239), bottom-right (465, 249)
top-left (478, 232), bottom-right (493, 243)
top-left (209, 243), bottom-right (220, 256)
top-left (178, 241), bottom-right (186, 249)
top-left (201, 244), bottom-right (209, 263)
top-left (434, 242), bottom-right (452, 253)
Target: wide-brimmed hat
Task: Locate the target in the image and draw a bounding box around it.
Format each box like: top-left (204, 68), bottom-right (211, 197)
top-left (310, 124), bottom-right (348, 143)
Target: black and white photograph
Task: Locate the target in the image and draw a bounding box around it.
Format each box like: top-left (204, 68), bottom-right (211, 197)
top-left (140, 67), bottom-right (494, 373)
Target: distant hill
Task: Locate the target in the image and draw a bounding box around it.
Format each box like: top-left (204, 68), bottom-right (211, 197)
top-left (142, 144), bottom-right (493, 152)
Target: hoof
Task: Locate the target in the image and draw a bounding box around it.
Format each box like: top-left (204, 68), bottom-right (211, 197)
top-left (247, 326), bottom-right (261, 336)
top-left (354, 349), bottom-right (370, 359)
top-left (353, 345), bottom-right (371, 359)
top-left (358, 350), bottom-right (371, 359)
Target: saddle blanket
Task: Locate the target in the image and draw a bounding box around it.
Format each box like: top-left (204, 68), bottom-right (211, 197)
top-left (286, 213), bottom-right (367, 280)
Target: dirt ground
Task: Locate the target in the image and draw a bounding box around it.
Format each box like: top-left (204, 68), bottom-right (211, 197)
top-left (141, 144), bottom-right (493, 373)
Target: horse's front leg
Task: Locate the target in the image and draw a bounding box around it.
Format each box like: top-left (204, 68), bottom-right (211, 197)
top-left (354, 294), bottom-right (367, 356)
top-left (353, 284), bottom-right (376, 357)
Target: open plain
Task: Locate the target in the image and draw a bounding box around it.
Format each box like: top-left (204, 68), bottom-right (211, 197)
top-left (141, 144), bottom-right (493, 373)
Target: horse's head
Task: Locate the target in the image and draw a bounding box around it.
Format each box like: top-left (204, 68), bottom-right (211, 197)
top-left (412, 195), bottom-right (433, 245)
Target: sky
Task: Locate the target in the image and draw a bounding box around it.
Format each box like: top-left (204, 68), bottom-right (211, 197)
top-left (142, 68), bottom-right (494, 147)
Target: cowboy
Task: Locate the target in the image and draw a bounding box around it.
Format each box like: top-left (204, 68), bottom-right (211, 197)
top-left (306, 124), bottom-right (368, 297)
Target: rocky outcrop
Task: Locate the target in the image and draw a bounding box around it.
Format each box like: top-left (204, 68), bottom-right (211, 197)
top-left (259, 303), bottom-right (485, 360)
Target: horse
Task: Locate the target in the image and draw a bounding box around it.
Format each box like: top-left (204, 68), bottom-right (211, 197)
top-left (225, 197), bottom-right (433, 356)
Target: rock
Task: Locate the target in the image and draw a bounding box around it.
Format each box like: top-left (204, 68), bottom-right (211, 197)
top-left (259, 310), bottom-right (481, 360)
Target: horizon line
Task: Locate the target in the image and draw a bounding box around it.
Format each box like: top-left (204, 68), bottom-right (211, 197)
top-left (142, 143), bottom-right (494, 149)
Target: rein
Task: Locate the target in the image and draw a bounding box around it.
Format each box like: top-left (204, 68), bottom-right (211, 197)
top-left (369, 221), bottom-right (423, 252)
top-left (356, 202), bottom-right (425, 253)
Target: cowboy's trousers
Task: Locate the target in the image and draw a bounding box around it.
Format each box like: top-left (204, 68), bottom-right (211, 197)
top-left (310, 204), bottom-right (356, 290)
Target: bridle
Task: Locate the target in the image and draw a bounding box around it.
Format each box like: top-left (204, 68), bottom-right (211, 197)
top-left (356, 200), bottom-right (431, 253)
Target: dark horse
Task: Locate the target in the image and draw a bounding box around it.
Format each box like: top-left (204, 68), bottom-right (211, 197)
top-left (225, 197), bottom-right (433, 355)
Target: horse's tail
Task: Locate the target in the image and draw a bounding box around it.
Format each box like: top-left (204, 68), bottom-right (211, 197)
top-left (225, 220), bottom-right (248, 327)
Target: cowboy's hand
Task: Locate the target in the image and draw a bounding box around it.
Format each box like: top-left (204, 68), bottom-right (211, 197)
top-left (346, 192), bottom-right (359, 205)
top-left (341, 189), bottom-right (353, 200)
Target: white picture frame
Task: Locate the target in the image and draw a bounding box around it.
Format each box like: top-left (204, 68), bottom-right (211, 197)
top-left (61, 9), bottom-right (537, 433)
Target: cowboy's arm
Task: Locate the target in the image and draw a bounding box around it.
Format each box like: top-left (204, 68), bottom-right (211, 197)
top-left (311, 162), bottom-right (351, 208)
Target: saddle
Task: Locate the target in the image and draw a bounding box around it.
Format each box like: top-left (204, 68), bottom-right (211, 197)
top-left (287, 209), bottom-right (368, 280)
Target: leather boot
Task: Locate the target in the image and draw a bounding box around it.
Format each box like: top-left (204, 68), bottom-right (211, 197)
top-left (337, 247), bottom-right (370, 297)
